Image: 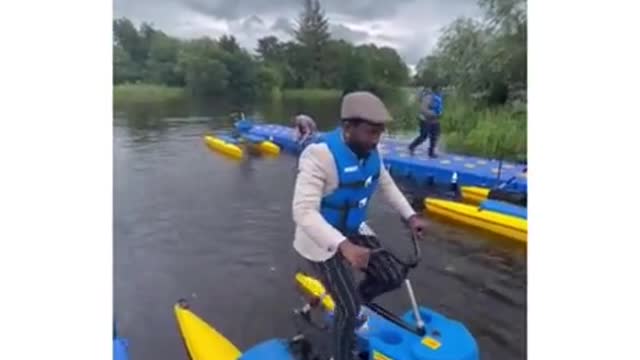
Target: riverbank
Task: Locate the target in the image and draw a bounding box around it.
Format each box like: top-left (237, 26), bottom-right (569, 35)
top-left (113, 83), bottom-right (526, 161)
top-left (113, 84), bottom-right (184, 105)
top-left (281, 88), bottom-right (342, 100)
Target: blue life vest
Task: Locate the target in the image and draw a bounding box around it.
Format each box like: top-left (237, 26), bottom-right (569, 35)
top-left (319, 129), bottom-right (381, 235)
top-left (430, 92), bottom-right (444, 116)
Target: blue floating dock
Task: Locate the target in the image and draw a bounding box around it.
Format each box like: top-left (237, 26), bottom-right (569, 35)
top-left (242, 133), bottom-right (267, 143)
top-left (480, 199), bottom-right (527, 219)
top-left (240, 123), bottom-right (527, 193)
top-left (216, 133), bottom-right (240, 144)
top-left (114, 337), bottom-right (129, 360)
top-left (113, 321), bottom-right (129, 360)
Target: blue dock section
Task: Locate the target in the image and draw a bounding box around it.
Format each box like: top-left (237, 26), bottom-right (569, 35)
top-left (241, 123), bottom-right (527, 193)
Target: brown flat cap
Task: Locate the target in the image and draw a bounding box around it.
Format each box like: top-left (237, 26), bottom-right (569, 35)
top-left (340, 91), bottom-right (392, 124)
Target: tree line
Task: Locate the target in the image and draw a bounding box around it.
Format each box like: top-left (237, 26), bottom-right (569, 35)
top-left (114, 0), bottom-right (526, 107)
top-left (413, 0), bottom-right (526, 106)
top-left (114, 0), bottom-right (410, 102)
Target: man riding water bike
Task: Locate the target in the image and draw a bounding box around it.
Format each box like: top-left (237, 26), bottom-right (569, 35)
top-left (292, 91), bottom-right (428, 360)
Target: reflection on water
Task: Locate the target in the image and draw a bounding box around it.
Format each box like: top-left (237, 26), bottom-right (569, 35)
top-left (114, 93), bottom-right (345, 131)
top-left (113, 96), bottom-right (526, 360)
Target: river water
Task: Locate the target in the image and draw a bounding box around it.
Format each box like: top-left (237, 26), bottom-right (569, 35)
top-left (114, 97), bottom-right (527, 360)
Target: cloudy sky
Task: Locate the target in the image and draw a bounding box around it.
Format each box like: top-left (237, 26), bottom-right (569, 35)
top-left (114, 0), bottom-right (482, 68)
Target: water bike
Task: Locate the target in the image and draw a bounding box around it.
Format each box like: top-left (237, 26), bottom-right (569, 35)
top-left (174, 232), bottom-right (479, 360)
top-left (424, 197), bottom-right (527, 243)
top-left (459, 163), bottom-right (527, 207)
top-left (459, 185), bottom-right (527, 207)
top-left (202, 113), bottom-right (281, 160)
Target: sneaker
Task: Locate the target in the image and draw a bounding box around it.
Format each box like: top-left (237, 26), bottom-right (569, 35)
top-left (355, 309), bottom-right (369, 331)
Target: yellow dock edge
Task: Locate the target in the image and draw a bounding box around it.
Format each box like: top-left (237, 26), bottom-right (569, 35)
top-left (174, 302), bottom-right (242, 360)
top-left (460, 186), bottom-right (490, 205)
top-left (424, 197), bottom-right (527, 243)
top-left (203, 135), bottom-right (243, 160)
top-left (257, 140), bottom-right (280, 156)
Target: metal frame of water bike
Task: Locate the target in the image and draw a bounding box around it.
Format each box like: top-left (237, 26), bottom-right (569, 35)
top-left (368, 231), bottom-right (426, 337)
top-left (294, 230), bottom-right (427, 338)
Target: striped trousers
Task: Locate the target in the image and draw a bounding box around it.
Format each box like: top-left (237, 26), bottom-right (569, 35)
top-left (308, 234), bottom-right (406, 360)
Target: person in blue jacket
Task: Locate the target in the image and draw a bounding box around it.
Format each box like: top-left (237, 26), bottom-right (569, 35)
top-left (408, 85), bottom-right (444, 158)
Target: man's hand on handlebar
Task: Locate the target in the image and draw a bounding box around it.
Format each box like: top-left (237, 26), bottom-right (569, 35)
top-left (407, 214), bottom-right (428, 239)
top-left (338, 240), bottom-right (370, 269)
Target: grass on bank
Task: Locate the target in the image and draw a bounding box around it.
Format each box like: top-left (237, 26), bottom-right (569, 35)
top-left (281, 88), bottom-right (342, 100)
top-left (113, 84), bottom-right (185, 106)
top-left (390, 95), bottom-right (527, 162)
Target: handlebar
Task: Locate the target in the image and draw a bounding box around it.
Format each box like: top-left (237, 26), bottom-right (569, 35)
top-left (370, 232), bottom-right (422, 270)
top-left (365, 232), bottom-right (426, 336)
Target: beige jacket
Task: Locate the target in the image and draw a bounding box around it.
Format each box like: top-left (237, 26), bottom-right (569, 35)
top-left (292, 142), bottom-right (416, 262)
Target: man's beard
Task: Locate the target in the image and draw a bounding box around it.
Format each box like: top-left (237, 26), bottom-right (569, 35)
top-left (347, 142), bottom-right (376, 158)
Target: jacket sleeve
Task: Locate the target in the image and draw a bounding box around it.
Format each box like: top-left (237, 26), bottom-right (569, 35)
top-left (377, 156), bottom-right (417, 220)
top-left (292, 145), bottom-right (347, 251)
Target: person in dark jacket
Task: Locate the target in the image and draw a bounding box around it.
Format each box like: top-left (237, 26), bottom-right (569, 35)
top-left (408, 86), bottom-right (443, 158)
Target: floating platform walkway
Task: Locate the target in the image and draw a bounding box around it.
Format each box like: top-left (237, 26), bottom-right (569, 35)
top-left (240, 123), bottom-right (527, 193)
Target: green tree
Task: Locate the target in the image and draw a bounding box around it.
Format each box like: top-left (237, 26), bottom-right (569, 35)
top-left (415, 55), bottom-right (447, 88)
top-left (145, 31), bottom-right (184, 86)
top-left (177, 38), bottom-right (230, 96)
top-left (256, 36), bottom-right (289, 90)
top-left (376, 47), bottom-right (410, 86)
top-left (322, 40), bottom-right (353, 88)
top-left (341, 49), bottom-right (371, 92)
top-left (113, 44), bottom-right (143, 84)
top-left (282, 42), bottom-right (306, 88)
top-left (113, 18), bottom-right (146, 64)
top-left (256, 65), bottom-right (284, 97)
top-left (219, 35), bottom-right (241, 54)
top-left (220, 50), bottom-right (259, 102)
top-left (256, 36), bottom-right (286, 63)
top-left (479, 0), bottom-right (526, 34)
top-left (357, 45), bottom-right (409, 88)
top-left (182, 58), bottom-right (229, 96)
top-left (414, 0), bottom-right (526, 104)
top-left (293, 0), bottom-right (330, 87)
top-left (137, 22), bottom-right (158, 62)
